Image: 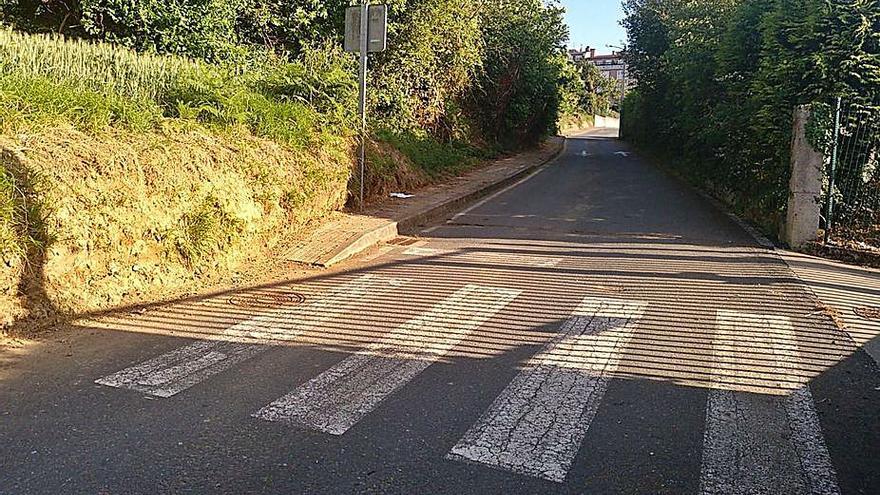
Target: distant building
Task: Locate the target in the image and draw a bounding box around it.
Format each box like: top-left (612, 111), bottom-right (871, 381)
top-left (567, 47), bottom-right (593, 63)
top-left (568, 46), bottom-right (627, 85)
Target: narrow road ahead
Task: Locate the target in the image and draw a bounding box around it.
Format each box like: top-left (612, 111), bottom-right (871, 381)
top-left (2, 128), bottom-right (878, 494)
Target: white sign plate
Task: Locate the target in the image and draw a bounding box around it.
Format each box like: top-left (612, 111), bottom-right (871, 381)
top-left (344, 5), bottom-right (388, 53)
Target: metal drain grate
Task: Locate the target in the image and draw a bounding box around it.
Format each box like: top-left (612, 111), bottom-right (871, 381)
top-left (853, 306), bottom-right (880, 321)
top-left (228, 290), bottom-right (306, 309)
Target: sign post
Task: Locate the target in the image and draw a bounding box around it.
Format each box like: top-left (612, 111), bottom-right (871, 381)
top-left (345, 3), bottom-right (388, 208)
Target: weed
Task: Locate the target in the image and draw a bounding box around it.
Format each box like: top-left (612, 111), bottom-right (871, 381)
top-left (0, 167), bottom-right (20, 262)
top-left (174, 196), bottom-right (244, 266)
top-left (375, 128), bottom-right (490, 178)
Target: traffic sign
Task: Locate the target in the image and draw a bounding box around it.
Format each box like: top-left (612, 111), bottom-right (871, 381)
top-left (345, 5), bottom-right (388, 53)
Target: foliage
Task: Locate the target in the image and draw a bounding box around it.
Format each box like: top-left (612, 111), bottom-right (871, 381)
top-left (621, 0), bottom-right (880, 231)
top-left (370, 0), bottom-right (483, 140)
top-left (575, 61), bottom-right (621, 116)
top-left (471, 0), bottom-right (571, 147)
top-left (1, 0), bottom-right (580, 149)
top-left (375, 128), bottom-right (490, 177)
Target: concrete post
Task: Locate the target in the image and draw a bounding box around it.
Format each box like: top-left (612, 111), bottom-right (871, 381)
top-left (784, 105), bottom-right (825, 248)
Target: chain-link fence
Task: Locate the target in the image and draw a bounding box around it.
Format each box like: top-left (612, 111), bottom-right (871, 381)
top-left (823, 95), bottom-right (880, 250)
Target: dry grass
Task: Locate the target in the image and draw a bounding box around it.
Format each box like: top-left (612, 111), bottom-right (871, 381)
top-left (0, 123), bottom-right (351, 323)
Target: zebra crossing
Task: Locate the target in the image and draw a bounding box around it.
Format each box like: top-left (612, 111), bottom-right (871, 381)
top-left (94, 269), bottom-right (843, 490)
top-left (96, 274), bottom-right (407, 397)
top-left (447, 297), bottom-right (646, 482)
top-left (253, 284), bottom-right (520, 434)
top-left (402, 246), bottom-right (563, 268)
top-left (700, 311), bottom-right (840, 495)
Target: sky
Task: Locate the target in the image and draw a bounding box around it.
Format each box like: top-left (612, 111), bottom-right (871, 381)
top-left (560, 0), bottom-right (627, 53)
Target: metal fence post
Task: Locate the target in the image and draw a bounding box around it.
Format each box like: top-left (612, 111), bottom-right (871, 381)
top-left (823, 96), bottom-right (843, 245)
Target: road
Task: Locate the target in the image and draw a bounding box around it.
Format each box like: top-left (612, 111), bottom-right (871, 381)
top-left (2, 128), bottom-right (878, 494)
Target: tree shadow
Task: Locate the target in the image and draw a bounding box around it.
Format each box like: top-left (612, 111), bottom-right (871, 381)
top-left (1, 147), bottom-right (58, 333)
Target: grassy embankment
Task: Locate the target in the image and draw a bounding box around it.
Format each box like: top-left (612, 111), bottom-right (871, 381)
top-left (557, 113), bottom-right (596, 135)
top-left (0, 29), bottom-right (486, 331)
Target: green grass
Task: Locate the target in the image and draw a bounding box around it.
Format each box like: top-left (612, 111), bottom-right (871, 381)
top-left (375, 128), bottom-right (493, 178)
top-left (0, 27), bottom-right (356, 146)
top-left (0, 74), bottom-right (162, 132)
top-left (174, 195), bottom-right (245, 266)
top-left (0, 166), bottom-right (19, 260)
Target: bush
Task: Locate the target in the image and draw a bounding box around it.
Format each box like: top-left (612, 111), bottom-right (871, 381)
top-left (370, 0), bottom-right (483, 139)
top-left (621, 0), bottom-right (880, 231)
top-left (471, 0), bottom-right (571, 147)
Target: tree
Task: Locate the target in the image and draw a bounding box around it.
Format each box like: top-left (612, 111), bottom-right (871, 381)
top-left (472, 0), bottom-right (571, 147)
top-left (621, 0), bottom-right (880, 230)
top-left (576, 61), bottom-right (620, 116)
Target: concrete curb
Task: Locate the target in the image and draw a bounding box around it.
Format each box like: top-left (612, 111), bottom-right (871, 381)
top-left (691, 189), bottom-right (776, 250)
top-left (318, 138), bottom-right (567, 267)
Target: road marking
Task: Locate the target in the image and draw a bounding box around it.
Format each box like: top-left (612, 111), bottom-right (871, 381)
top-left (96, 275), bottom-right (404, 398)
top-left (700, 311), bottom-right (840, 495)
top-left (419, 140), bottom-right (566, 235)
top-left (402, 247), bottom-right (561, 268)
top-left (402, 246), bottom-right (445, 257)
top-left (614, 151), bottom-right (630, 157)
top-left (446, 297), bottom-right (646, 482)
top-left (253, 284), bottom-right (520, 435)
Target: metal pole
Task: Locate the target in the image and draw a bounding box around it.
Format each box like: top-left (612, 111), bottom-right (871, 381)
top-left (824, 96), bottom-right (843, 245)
top-left (358, 0), bottom-right (369, 208)
top-left (619, 60), bottom-right (626, 139)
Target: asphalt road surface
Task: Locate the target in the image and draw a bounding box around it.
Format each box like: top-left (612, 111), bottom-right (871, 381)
top-left (2, 128), bottom-right (878, 494)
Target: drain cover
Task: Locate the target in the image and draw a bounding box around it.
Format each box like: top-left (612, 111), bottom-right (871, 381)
top-left (228, 290), bottom-right (305, 309)
top-left (853, 306), bottom-right (880, 320)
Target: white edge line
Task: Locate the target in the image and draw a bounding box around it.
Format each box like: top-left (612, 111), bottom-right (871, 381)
top-left (421, 140), bottom-right (567, 234)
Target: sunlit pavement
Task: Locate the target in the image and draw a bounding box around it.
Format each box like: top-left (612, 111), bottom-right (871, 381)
top-left (1, 128), bottom-right (878, 494)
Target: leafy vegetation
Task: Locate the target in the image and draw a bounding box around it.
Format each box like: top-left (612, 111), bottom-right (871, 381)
top-left (621, 0), bottom-right (880, 232)
top-left (0, 1), bottom-right (590, 327)
top-left (575, 61), bottom-right (621, 117)
top-left (1, 0), bottom-right (579, 146)
top-left (375, 128), bottom-right (490, 178)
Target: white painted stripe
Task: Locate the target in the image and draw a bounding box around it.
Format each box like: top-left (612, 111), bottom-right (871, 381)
top-left (446, 297), bottom-right (646, 482)
top-left (253, 284), bottom-right (520, 435)
top-left (450, 141), bottom-right (565, 222)
top-left (96, 275), bottom-right (404, 397)
top-left (402, 247), bottom-right (561, 268)
top-left (402, 246), bottom-right (445, 257)
top-left (420, 141), bottom-right (565, 235)
top-left (700, 311), bottom-right (840, 495)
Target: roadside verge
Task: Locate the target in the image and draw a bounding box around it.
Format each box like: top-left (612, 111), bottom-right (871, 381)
top-left (287, 137), bottom-right (566, 267)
